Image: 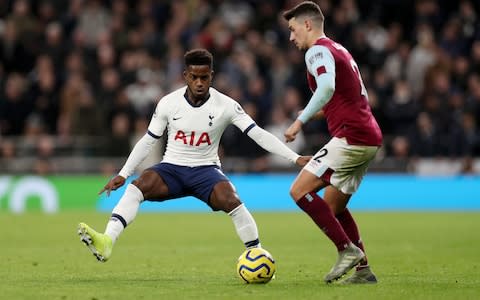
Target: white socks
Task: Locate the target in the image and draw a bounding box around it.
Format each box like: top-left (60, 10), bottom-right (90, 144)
top-left (229, 204), bottom-right (261, 248)
top-left (105, 184), bottom-right (144, 243)
top-left (103, 186), bottom-right (260, 249)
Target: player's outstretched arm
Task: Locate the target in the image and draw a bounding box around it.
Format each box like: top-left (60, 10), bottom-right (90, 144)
top-left (246, 125), bottom-right (300, 164)
top-left (298, 109), bottom-right (324, 120)
top-left (115, 132), bottom-right (159, 181)
top-left (99, 133), bottom-right (159, 196)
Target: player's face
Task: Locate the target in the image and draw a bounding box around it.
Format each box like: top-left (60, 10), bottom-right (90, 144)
top-left (288, 18), bottom-right (308, 50)
top-left (184, 65), bottom-right (213, 100)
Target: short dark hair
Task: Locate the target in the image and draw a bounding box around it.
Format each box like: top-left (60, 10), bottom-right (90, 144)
top-left (283, 1), bottom-right (324, 23)
top-left (184, 49), bottom-right (213, 69)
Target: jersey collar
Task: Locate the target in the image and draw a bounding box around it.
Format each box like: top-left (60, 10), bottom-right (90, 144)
top-left (317, 35), bottom-right (327, 41)
top-left (183, 89), bottom-right (211, 108)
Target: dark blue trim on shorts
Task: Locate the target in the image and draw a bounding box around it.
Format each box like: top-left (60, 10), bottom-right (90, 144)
top-left (244, 123), bottom-right (256, 134)
top-left (147, 130), bottom-right (161, 139)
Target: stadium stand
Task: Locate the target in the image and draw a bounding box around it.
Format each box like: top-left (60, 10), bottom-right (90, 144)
top-left (0, 0), bottom-right (479, 174)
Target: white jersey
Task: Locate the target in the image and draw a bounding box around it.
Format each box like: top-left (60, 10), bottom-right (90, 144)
top-left (148, 86), bottom-right (255, 167)
top-left (118, 86), bottom-right (300, 178)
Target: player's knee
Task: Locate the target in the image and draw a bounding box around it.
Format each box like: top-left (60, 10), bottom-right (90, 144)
top-left (130, 180), bottom-right (148, 197)
top-left (132, 174), bottom-right (167, 199)
top-left (223, 197), bottom-right (241, 212)
top-left (289, 186), bottom-right (304, 202)
top-left (225, 200), bottom-right (243, 214)
top-left (213, 194), bottom-right (241, 213)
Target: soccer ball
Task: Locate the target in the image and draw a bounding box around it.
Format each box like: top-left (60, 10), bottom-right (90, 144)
top-left (236, 248), bottom-right (276, 284)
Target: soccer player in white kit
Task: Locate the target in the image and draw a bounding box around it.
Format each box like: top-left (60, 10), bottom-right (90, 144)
top-left (78, 49), bottom-right (310, 263)
top-left (283, 2), bottom-right (382, 284)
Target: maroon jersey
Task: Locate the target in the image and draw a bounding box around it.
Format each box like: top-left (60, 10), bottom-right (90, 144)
top-left (306, 37), bottom-right (382, 146)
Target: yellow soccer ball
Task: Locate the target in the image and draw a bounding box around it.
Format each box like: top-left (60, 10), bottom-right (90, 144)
top-left (236, 248), bottom-right (276, 284)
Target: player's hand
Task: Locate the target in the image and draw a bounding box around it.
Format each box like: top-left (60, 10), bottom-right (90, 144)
top-left (99, 175), bottom-right (126, 196)
top-left (284, 120), bottom-right (303, 143)
top-left (295, 155), bottom-right (312, 167)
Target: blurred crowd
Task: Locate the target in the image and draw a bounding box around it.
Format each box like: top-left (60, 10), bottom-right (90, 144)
top-left (1, 0), bottom-right (480, 174)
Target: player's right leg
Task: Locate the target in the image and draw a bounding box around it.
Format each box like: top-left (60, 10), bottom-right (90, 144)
top-left (78, 183), bottom-right (144, 262)
top-left (335, 207), bottom-right (376, 283)
top-left (78, 222), bottom-right (113, 262)
top-left (78, 169), bottom-right (169, 261)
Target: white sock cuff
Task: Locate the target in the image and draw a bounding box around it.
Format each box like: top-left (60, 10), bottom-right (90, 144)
top-left (228, 203), bottom-right (245, 216)
top-left (126, 184), bottom-right (144, 202)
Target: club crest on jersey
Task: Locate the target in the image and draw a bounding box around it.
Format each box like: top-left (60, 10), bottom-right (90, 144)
top-left (208, 114), bottom-right (214, 126)
top-left (174, 130), bottom-right (211, 146)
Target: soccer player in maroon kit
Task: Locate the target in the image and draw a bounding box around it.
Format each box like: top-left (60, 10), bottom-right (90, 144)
top-left (283, 2), bottom-right (383, 284)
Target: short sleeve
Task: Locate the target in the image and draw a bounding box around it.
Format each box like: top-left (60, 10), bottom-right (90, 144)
top-left (305, 45), bottom-right (336, 79)
top-left (147, 99), bottom-right (169, 137)
top-left (229, 101), bottom-right (256, 132)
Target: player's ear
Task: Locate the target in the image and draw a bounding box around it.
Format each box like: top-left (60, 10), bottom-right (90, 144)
top-left (183, 70), bottom-right (187, 80)
top-left (305, 19), bottom-right (312, 31)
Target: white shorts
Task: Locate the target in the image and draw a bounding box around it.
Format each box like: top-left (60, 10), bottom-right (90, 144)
top-left (304, 137), bottom-right (379, 194)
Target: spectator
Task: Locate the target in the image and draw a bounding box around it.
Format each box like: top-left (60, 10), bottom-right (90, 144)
top-left (265, 106), bottom-right (306, 169)
top-left (77, 0), bottom-right (111, 48)
top-left (409, 112), bottom-right (441, 157)
top-left (406, 24), bottom-right (437, 97)
top-left (0, 73), bottom-right (31, 135)
top-left (0, 19), bottom-right (33, 73)
top-left (70, 87), bottom-right (104, 138)
top-left (383, 41), bottom-right (411, 82)
top-left (384, 79), bottom-right (418, 136)
top-left (103, 113), bottom-right (131, 157)
top-left (125, 68), bottom-right (163, 118)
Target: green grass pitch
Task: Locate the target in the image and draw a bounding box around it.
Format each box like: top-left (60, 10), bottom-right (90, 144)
top-left (2, 211), bottom-right (479, 299)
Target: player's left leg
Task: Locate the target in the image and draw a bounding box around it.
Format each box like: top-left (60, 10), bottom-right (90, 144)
top-left (323, 186), bottom-right (377, 284)
top-left (323, 186), bottom-right (368, 266)
top-left (341, 266), bottom-right (377, 284)
top-left (209, 181), bottom-right (261, 249)
top-left (336, 209), bottom-right (370, 269)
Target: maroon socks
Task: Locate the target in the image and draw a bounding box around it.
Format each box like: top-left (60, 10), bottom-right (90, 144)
top-left (297, 192), bottom-right (350, 252)
top-left (336, 209), bottom-right (369, 269)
